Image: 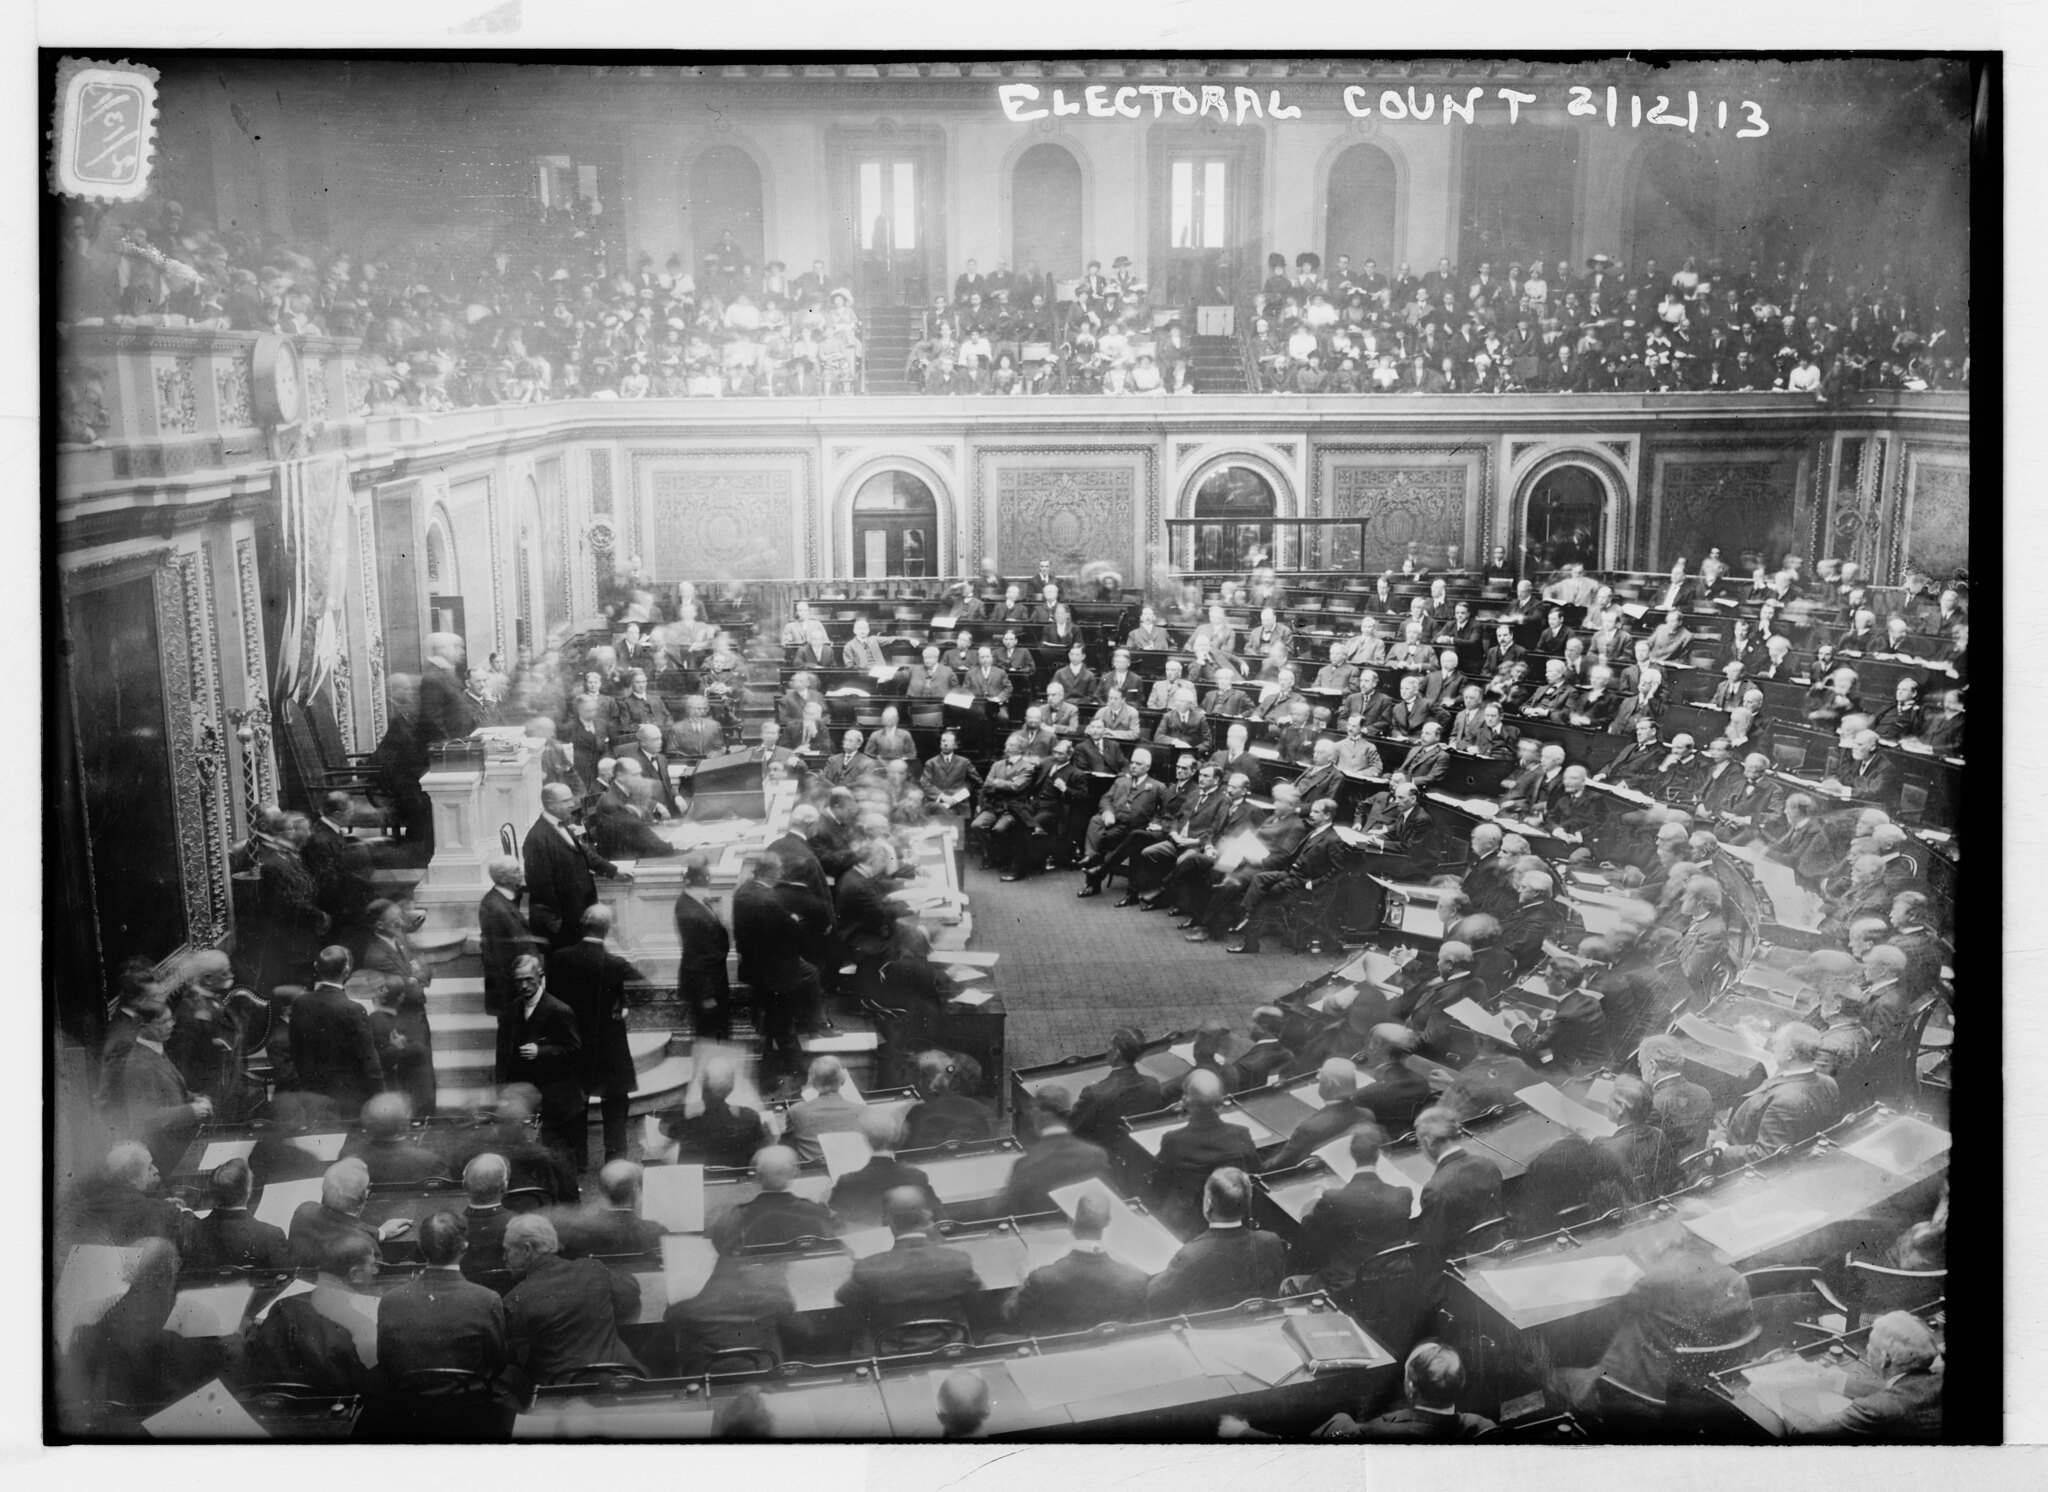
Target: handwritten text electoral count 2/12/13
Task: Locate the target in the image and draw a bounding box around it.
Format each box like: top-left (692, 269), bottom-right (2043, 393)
top-left (998, 84), bottom-right (1770, 137)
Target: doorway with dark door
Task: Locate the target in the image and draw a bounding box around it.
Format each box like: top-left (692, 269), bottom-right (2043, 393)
top-left (851, 470), bottom-right (939, 579)
top-left (1523, 464), bottom-right (1607, 574)
top-left (1148, 127), bottom-right (1263, 315)
top-left (829, 128), bottom-right (946, 310)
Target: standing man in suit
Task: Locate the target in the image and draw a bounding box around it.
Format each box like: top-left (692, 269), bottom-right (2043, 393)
top-left (1413, 1106), bottom-right (1505, 1274)
top-left (547, 905), bottom-right (645, 1166)
top-left (289, 946), bottom-right (383, 1115)
top-left (303, 790), bottom-right (376, 953)
top-left (671, 854), bottom-right (733, 1044)
top-left (360, 898), bottom-right (436, 1117)
top-left (1150, 1070), bottom-right (1261, 1236)
top-left (834, 1191), bottom-right (984, 1343)
top-left (419, 631), bottom-right (477, 744)
top-left (1145, 1168), bottom-right (1290, 1315)
top-left (1003, 1191), bottom-right (1149, 1334)
top-left (478, 856), bottom-right (541, 1038)
top-left (499, 954), bottom-right (587, 1166)
top-left (1289, 1126), bottom-right (1411, 1295)
top-left (522, 783), bottom-right (627, 957)
top-left (98, 994), bottom-right (212, 1174)
top-left (733, 853), bottom-right (824, 1089)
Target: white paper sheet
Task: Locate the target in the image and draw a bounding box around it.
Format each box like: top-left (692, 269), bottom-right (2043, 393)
top-left (1841, 1115), bottom-right (1953, 1176)
top-left (801, 1030), bottom-right (881, 1053)
top-left (1515, 1082), bottom-right (1619, 1139)
top-left (198, 1139), bottom-right (258, 1170)
top-left (142, 1378), bottom-right (270, 1439)
top-left (1446, 997), bottom-right (1519, 1046)
top-left (818, 1130), bottom-right (873, 1179)
top-left (1676, 1013), bottom-right (1776, 1074)
top-left (1047, 1178), bottom-right (1183, 1275)
top-left (1167, 1042), bottom-right (1197, 1065)
top-left (943, 691), bottom-right (975, 709)
top-left (1005, 1332), bottom-right (1208, 1410)
top-left (660, 1234), bottom-right (720, 1304)
top-left (1583, 1077), bottom-right (1616, 1111)
top-left (1374, 1154), bottom-right (1425, 1220)
top-left (1479, 1254), bottom-right (1643, 1313)
top-left (1682, 1190), bottom-right (1830, 1256)
top-left (943, 966), bottom-right (988, 984)
top-left (789, 1174), bottom-right (834, 1204)
top-left (290, 1133), bottom-right (348, 1162)
top-left (57, 1244), bottom-right (140, 1346)
top-left (1313, 1134), bottom-right (1359, 1182)
top-left (252, 1176), bottom-right (324, 1233)
top-left (842, 1226), bottom-right (896, 1260)
top-left (943, 949), bottom-right (1001, 967)
top-left (640, 1164), bottom-right (706, 1233)
top-left (1184, 1325), bottom-right (1307, 1387)
top-left (252, 1277), bottom-right (314, 1322)
top-left (164, 1282), bottom-right (258, 1338)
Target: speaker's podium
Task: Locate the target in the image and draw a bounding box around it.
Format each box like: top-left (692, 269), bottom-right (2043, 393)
top-left (680, 749), bottom-right (767, 822)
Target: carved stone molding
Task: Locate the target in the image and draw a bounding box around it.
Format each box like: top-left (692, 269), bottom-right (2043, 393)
top-left (1309, 442), bottom-right (1491, 559)
top-left (971, 444), bottom-right (1158, 583)
top-left (233, 536), bottom-right (275, 810)
top-left (628, 447), bottom-right (817, 577)
top-left (1647, 445), bottom-right (1808, 572)
top-left (1898, 447), bottom-right (1969, 584)
top-left (651, 468), bottom-right (797, 579)
top-left (355, 502), bottom-right (389, 743)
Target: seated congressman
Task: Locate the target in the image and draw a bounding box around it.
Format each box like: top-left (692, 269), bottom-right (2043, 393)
top-left (501, 1212), bottom-right (644, 1384)
top-left (184, 1156), bottom-right (291, 1271)
top-left (372, 1209), bottom-right (516, 1439)
top-left (1314, 1341), bottom-right (1495, 1441)
top-left (1145, 1167), bottom-right (1289, 1316)
top-left (707, 1145), bottom-right (843, 1254)
top-left (554, 1160), bottom-right (668, 1258)
top-left (998, 1086), bottom-right (1115, 1216)
top-left (660, 1056), bottom-right (771, 1169)
top-left (833, 1188), bottom-right (984, 1346)
top-left (1002, 1190), bottom-right (1149, 1336)
top-left (827, 1106), bottom-right (943, 1227)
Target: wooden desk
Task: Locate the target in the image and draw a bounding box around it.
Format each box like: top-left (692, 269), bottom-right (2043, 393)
top-left (1707, 1304), bottom-right (1944, 1439)
top-left (516, 1365), bottom-right (894, 1439)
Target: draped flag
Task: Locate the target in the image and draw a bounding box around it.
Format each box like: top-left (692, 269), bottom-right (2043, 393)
top-left (273, 450), bottom-right (353, 704)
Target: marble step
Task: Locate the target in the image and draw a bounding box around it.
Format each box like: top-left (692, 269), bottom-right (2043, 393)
top-left (437, 1051), bottom-right (697, 1118)
top-left (430, 1026), bottom-right (675, 1078)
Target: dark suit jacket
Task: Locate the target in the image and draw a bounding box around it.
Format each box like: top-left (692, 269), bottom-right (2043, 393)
top-left (1264, 1098), bottom-right (1371, 1173)
top-left (378, 1266), bottom-right (513, 1382)
top-left (1725, 1069), bottom-right (1842, 1151)
top-left (419, 662), bottom-right (477, 743)
top-left (185, 1207), bottom-right (291, 1271)
top-left (1415, 1147), bottom-right (1505, 1263)
top-left (1354, 1061), bottom-right (1433, 1137)
top-left (1145, 1226), bottom-right (1290, 1315)
top-left (833, 1233), bottom-right (983, 1330)
top-left (504, 1254), bottom-right (643, 1382)
top-left (460, 1204), bottom-right (513, 1278)
top-left (478, 889), bottom-right (542, 1018)
top-left (834, 867), bottom-right (901, 959)
top-left (1836, 1366), bottom-right (1944, 1440)
top-left (664, 1258), bottom-right (802, 1372)
top-left (1596, 1251), bottom-right (1754, 1396)
top-left (498, 991), bottom-right (584, 1103)
top-left (1005, 1246), bottom-right (1150, 1334)
top-left (902, 1094), bottom-right (996, 1151)
top-left (289, 983), bottom-right (383, 1112)
top-left (1070, 1066), bottom-right (1166, 1149)
top-left (998, 1130), bottom-right (1115, 1216)
top-left (287, 1201), bottom-right (380, 1271)
top-left (547, 939), bottom-right (645, 1095)
top-left (661, 1099), bottom-right (768, 1169)
top-left (101, 1040), bottom-right (199, 1172)
top-left (733, 879), bottom-right (816, 991)
top-left (342, 1135), bottom-right (451, 1186)
top-left (555, 1206), bottom-right (667, 1259)
top-left (521, 816), bottom-right (617, 951)
top-left (828, 1155), bottom-right (942, 1228)
top-left (708, 1190), bottom-right (844, 1255)
top-left (1294, 1173), bottom-right (1413, 1289)
top-left (1152, 1112), bottom-right (1262, 1235)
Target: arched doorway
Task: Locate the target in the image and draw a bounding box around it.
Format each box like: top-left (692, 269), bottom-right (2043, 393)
top-left (424, 506), bottom-right (464, 645)
top-left (1012, 143), bottom-right (1084, 282)
top-left (852, 470), bottom-right (938, 579)
top-left (1189, 464), bottom-right (1278, 572)
top-left (1523, 463), bottom-right (1608, 573)
top-left (688, 144), bottom-right (765, 275)
top-left (1325, 143), bottom-right (1397, 278)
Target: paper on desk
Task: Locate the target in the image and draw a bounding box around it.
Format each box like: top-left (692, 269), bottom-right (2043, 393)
top-left (842, 1226), bottom-right (896, 1260)
top-left (641, 1164), bottom-right (706, 1233)
top-left (943, 964), bottom-right (986, 984)
top-left (1841, 1115), bottom-right (1952, 1176)
top-left (869, 663), bottom-right (902, 682)
top-left (252, 1277), bottom-right (313, 1323)
top-left (1022, 1226), bottom-right (1080, 1274)
top-left (252, 1176), bottom-right (324, 1233)
top-left (1314, 1134), bottom-right (1359, 1182)
top-left (1676, 1014), bottom-right (1776, 1074)
top-left (661, 1235), bottom-right (720, 1304)
top-left (1683, 1190), bottom-right (1830, 1256)
top-left (1167, 1041), bottom-right (1198, 1066)
top-left (165, 1282), bottom-right (257, 1339)
top-left (198, 1138), bottom-right (258, 1170)
top-left (943, 691), bottom-right (975, 709)
top-left (802, 1030), bottom-right (880, 1053)
top-left (1447, 998), bottom-right (1519, 1046)
top-left (57, 1244), bottom-right (140, 1346)
top-left (1048, 1178), bottom-right (1183, 1275)
top-left (827, 686), bottom-right (870, 699)
top-left (290, 1133), bottom-right (348, 1162)
top-left (1583, 1077), bottom-right (1616, 1111)
top-left (1743, 1356), bottom-right (1853, 1428)
top-left (930, 614), bottom-right (958, 631)
top-left (1515, 1082), bottom-right (1619, 1139)
top-left (819, 1130), bottom-right (873, 1179)
top-left (1005, 1332), bottom-right (1209, 1411)
top-left (943, 949), bottom-right (1000, 967)
top-left (786, 1174), bottom-right (834, 1204)
top-left (1479, 1254), bottom-right (1643, 1313)
top-left (1185, 1325), bottom-right (1307, 1388)
top-left (142, 1379), bottom-right (270, 1440)
top-left (947, 987), bottom-right (995, 1007)
top-left (1374, 1155), bottom-right (1425, 1220)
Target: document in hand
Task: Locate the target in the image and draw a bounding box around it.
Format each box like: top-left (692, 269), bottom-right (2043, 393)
top-left (640, 1163), bottom-right (706, 1233)
top-left (198, 1138), bottom-right (259, 1170)
top-left (1446, 997), bottom-right (1520, 1046)
top-left (252, 1175), bottom-right (325, 1233)
top-left (818, 1129), bottom-right (873, 1179)
top-left (164, 1281), bottom-right (258, 1339)
top-left (142, 1379), bottom-right (270, 1439)
top-left (1047, 1178), bottom-right (1183, 1275)
top-left (661, 1234), bottom-right (719, 1304)
top-left (1373, 1154), bottom-right (1425, 1219)
top-left (1514, 1082), bottom-right (1619, 1139)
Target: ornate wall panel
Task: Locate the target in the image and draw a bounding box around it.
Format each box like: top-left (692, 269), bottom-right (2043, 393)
top-left (354, 502), bottom-right (388, 744)
top-left (447, 477), bottom-right (500, 665)
top-left (1900, 450), bottom-right (1969, 582)
top-left (1312, 446), bottom-right (1487, 572)
top-left (995, 466), bottom-right (1136, 582)
top-left (1648, 450), bottom-right (1809, 569)
top-left (233, 535), bottom-right (277, 812)
top-left (650, 467), bottom-right (795, 579)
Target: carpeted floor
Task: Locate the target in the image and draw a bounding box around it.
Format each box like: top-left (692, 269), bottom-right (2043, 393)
top-left (959, 857), bottom-right (1330, 1070)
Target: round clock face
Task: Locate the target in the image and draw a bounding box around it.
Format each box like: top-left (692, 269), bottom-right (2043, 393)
top-left (273, 340), bottom-right (303, 422)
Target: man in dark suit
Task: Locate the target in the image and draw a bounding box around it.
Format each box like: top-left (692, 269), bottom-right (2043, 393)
top-left (502, 1213), bottom-right (644, 1383)
top-left (498, 954), bottom-right (586, 1164)
top-left (458, 1153), bottom-right (515, 1281)
top-left (999, 1088), bottom-right (1115, 1215)
top-left (1290, 1126), bottom-right (1411, 1294)
top-left (1145, 1168), bottom-right (1290, 1315)
top-left (375, 1210), bottom-right (515, 1438)
top-left (287, 1157), bottom-right (386, 1269)
top-left (555, 1161), bottom-right (668, 1258)
top-left (547, 905), bottom-right (645, 1166)
top-left (834, 1191), bottom-right (984, 1342)
top-left (521, 784), bottom-right (626, 957)
top-left (1150, 1070), bottom-right (1262, 1236)
top-left (289, 946), bottom-right (383, 1116)
top-left (732, 853), bottom-right (824, 1089)
top-left (660, 1057), bottom-right (770, 1169)
top-left (707, 1145), bottom-right (844, 1254)
top-left (1069, 1027), bottom-right (1166, 1149)
top-left (920, 731), bottom-right (982, 816)
top-left (664, 1255), bottom-right (806, 1375)
top-left (184, 1157), bottom-right (291, 1270)
top-left (671, 855), bottom-right (734, 1043)
top-left (1720, 1022), bottom-right (1843, 1160)
top-left (98, 994), bottom-right (211, 1174)
top-left (1314, 1342), bottom-right (1495, 1440)
top-left (902, 1050), bottom-right (997, 1150)
top-left (419, 633), bottom-right (477, 743)
top-left (1002, 1191), bottom-right (1149, 1334)
top-left (615, 723), bottom-right (682, 818)
top-left (1262, 1059), bottom-right (1375, 1173)
top-left (1228, 796), bottom-right (1350, 955)
top-left (1413, 1106), bottom-right (1505, 1271)
top-left (303, 790), bottom-right (376, 950)
top-left (343, 1092), bottom-right (450, 1185)
top-left (478, 857), bottom-right (541, 1024)
top-left (1637, 1034), bottom-right (1717, 1162)
top-left (1831, 1311), bottom-right (1945, 1440)
top-left (605, 670), bottom-right (673, 752)
top-left (827, 1108), bottom-right (942, 1227)
top-left (1556, 1229), bottom-right (1755, 1411)
top-left (1352, 1024), bottom-right (1434, 1137)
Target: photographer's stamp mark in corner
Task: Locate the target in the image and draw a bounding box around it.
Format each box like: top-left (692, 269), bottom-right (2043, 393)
top-left (51, 58), bottom-right (160, 202)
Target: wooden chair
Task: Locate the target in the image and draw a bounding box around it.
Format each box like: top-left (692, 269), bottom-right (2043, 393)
top-left (1842, 1260), bottom-right (1945, 1329)
top-left (874, 1318), bottom-right (971, 1356)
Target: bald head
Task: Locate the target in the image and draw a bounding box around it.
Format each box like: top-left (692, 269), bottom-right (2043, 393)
top-left (464, 1152), bottom-right (509, 1203)
top-left (598, 1159), bottom-right (643, 1208)
top-left (1317, 1058), bottom-right (1359, 1103)
top-left (1182, 1068), bottom-right (1225, 1113)
top-left (753, 1146), bottom-right (801, 1191)
top-left (1072, 1191), bottom-right (1113, 1241)
top-left (107, 1141), bottom-right (156, 1191)
top-left (936, 1369), bottom-right (991, 1437)
top-left (321, 1157), bottom-right (371, 1214)
top-left (361, 1092), bottom-right (412, 1139)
